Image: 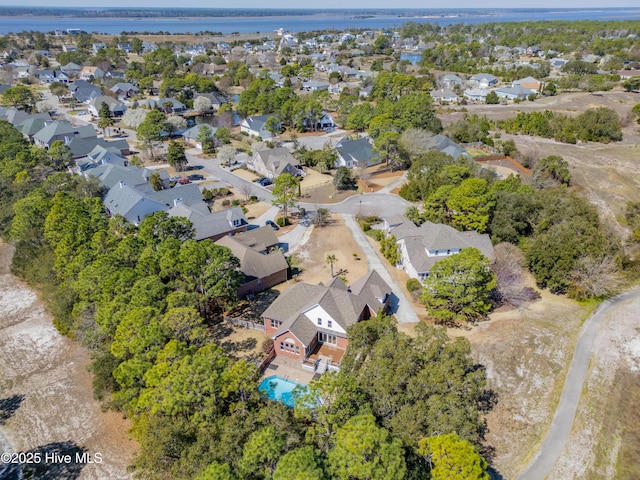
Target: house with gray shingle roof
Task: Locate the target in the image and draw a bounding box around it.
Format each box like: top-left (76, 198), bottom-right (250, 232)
top-left (88, 96), bottom-right (126, 117)
top-left (33, 120), bottom-right (96, 149)
top-left (383, 215), bottom-right (494, 281)
top-left (250, 147), bottom-right (304, 179)
top-left (215, 226), bottom-right (288, 298)
top-left (168, 203), bottom-right (248, 241)
top-left (335, 137), bottom-right (380, 168)
top-left (262, 270), bottom-right (391, 372)
top-left (240, 114), bottom-right (281, 139)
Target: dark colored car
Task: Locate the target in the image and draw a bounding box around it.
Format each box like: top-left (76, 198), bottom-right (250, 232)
top-left (188, 174), bottom-right (205, 181)
top-left (265, 220), bottom-right (279, 231)
top-left (259, 178), bottom-right (273, 186)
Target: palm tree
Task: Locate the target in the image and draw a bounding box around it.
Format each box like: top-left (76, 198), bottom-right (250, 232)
top-left (326, 254), bottom-right (338, 277)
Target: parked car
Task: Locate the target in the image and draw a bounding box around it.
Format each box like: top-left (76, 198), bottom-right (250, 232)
top-left (188, 174), bottom-right (205, 181)
top-left (265, 220), bottom-right (279, 231)
top-left (259, 178), bottom-right (273, 186)
top-left (255, 177), bottom-right (267, 184)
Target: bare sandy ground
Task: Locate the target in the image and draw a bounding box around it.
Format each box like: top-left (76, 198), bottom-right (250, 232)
top-left (0, 241), bottom-right (136, 479)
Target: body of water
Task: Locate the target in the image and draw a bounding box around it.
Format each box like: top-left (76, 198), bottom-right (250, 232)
top-left (1, 9), bottom-right (640, 35)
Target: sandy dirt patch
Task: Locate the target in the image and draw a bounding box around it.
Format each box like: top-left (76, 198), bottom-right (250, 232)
top-left (243, 201), bottom-right (271, 220)
top-left (548, 295), bottom-right (640, 480)
top-left (232, 168), bottom-right (260, 182)
top-left (294, 216), bottom-right (368, 286)
top-left (456, 289), bottom-right (588, 479)
top-left (0, 242), bottom-right (136, 480)
top-left (301, 168), bottom-right (333, 190)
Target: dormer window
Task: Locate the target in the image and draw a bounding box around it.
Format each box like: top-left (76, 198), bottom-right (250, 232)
top-left (327, 320), bottom-right (332, 328)
top-left (317, 318), bottom-right (322, 326)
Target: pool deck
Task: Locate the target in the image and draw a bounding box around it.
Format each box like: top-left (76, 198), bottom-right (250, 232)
top-left (262, 356), bottom-right (317, 385)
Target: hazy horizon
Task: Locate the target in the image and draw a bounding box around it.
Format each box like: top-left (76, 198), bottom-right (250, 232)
top-left (1, 2), bottom-right (639, 10)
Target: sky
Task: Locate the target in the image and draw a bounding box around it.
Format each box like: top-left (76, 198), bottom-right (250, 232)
top-left (1, 1), bottom-right (640, 8)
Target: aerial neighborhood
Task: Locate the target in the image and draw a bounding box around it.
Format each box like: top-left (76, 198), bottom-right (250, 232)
top-left (1, 12), bottom-right (640, 480)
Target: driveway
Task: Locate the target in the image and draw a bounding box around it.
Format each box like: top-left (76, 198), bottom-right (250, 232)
top-left (517, 290), bottom-right (640, 480)
top-left (341, 214), bottom-right (419, 324)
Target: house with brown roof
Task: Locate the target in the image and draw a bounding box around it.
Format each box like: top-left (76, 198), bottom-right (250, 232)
top-left (215, 226), bottom-right (288, 298)
top-left (384, 215), bottom-right (494, 281)
top-left (262, 270), bottom-right (391, 373)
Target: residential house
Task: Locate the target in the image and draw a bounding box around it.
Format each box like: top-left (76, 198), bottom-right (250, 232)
top-left (33, 120), bottom-right (96, 149)
top-left (88, 96), bottom-right (126, 117)
top-left (92, 43), bottom-right (107, 54)
top-left (75, 145), bottom-right (130, 172)
top-left (215, 226), bottom-right (288, 298)
top-left (335, 137), bottom-right (380, 168)
top-left (495, 85), bottom-right (535, 101)
top-left (37, 69), bottom-right (69, 84)
top-left (2, 109), bottom-right (51, 127)
top-left (16, 117), bottom-right (48, 141)
top-left (240, 114), bottom-right (281, 139)
top-left (61, 44), bottom-right (77, 53)
top-left (168, 203), bottom-right (248, 241)
top-left (103, 182), bottom-right (169, 226)
top-left (301, 80), bottom-right (330, 92)
top-left (463, 88), bottom-right (490, 102)
top-left (193, 91), bottom-right (228, 110)
top-left (262, 270), bottom-right (392, 372)
top-left (181, 124), bottom-right (217, 149)
top-left (383, 215), bottom-right (494, 281)
top-left (513, 76), bottom-right (542, 92)
top-left (250, 147), bottom-right (304, 179)
top-left (117, 43), bottom-right (132, 53)
top-left (469, 73), bottom-right (498, 87)
top-left (68, 79), bottom-right (101, 103)
top-left (60, 62), bottom-right (82, 77)
top-left (430, 89), bottom-right (459, 104)
top-left (79, 66), bottom-right (105, 81)
top-left (110, 82), bottom-right (139, 100)
top-left (619, 69), bottom-right (640, 79)
top-left (303, 111), bottom-right (336, 131)
top-left (441, 73), bottom-right (463, 90)
top-left (427, 134), bottom-right (468, 159)
top-left (67, 136), bottom-right (130, 159)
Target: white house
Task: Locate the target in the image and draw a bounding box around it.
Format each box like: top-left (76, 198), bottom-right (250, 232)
top-left (469, 73), bottom-right (498, 87)
top-left (240, 114), bottom-right (281, 139)
top-left (383, 215), bottom-right (494, 281)
top-left (463, 88), bottom-right (490, 102)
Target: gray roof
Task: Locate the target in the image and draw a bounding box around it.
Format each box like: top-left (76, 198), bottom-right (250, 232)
top-left (67, 136), bottom-right (129, 159)
top-left (103, 183), bottom-right (167, 225)
top-left (168, 204), bottom-right (247, 241)
top-left (243, 114), bottom-right (279, 132)
top-left (33, 120), bottom-right (96, 145)
top-left (147, 183), bottom-right (202, 207)
top-left (430, 134), bottom-right (468, 159)
top-left (84, 164), bottom-right (151, 189)
top-left (110, 82), bottom-right (138, 93)
top-left (254, 147), bottom-right (298, 175)
top-left (182, 124), bottom-right (217, 141)
top-left (335, 137), bottom-right (379, 166)
top-left (262, 270), bottom-right (392, 347)
top-left (16, 117), bottom-right (47, 136)
top-left (89, 95), bottom-right (126, 113)
top-left (387, 216), bottom-right (494, 274)
top-left (4, 109), bottom-right (51, 126)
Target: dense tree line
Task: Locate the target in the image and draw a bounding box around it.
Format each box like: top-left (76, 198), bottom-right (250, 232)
top-left (498, 107), bottom-right (623, 144)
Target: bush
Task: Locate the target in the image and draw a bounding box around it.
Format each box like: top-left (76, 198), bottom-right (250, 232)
top-left (221, 199), bottom-right (231, 207)
top-left (261, 338), bottom-right (274, 354)
top-left (249, 195), bottom-right (258, 202)
top-left (359, 220), bottom-right (371, 232)
top-left (276, 217), bottom-right (290, 227)
top-left (406, 278), bottom-right (422, 292)
top-left (232, 199), bottom-right (241, 206)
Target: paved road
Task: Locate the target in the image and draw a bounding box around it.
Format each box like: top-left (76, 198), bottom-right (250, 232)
top-left (342, 214), bottom-right (419, 324)
top-left (518, 290), bottom-right (640, 480)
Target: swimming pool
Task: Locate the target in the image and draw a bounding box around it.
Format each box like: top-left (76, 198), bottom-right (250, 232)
top-left (258, 375), bottom-right (309, 408)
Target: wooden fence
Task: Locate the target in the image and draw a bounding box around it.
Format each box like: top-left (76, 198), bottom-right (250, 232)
top-left (224, 315), bottom-right (266, 332)
top-left (258, 347), bottom-right (276, 373)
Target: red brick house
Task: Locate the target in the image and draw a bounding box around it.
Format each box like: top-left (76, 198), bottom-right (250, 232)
top-left (262, 270), bottom-right (391, 373)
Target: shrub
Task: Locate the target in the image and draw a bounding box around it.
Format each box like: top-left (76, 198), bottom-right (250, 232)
top-left (249, 195), bottom-right (258, 202)
top-left (359, 220), bottom-right (371, 232)
top-left (276, 217), bottom-right (290, 227)
top-left (221, 199), bottom-right (231, 207)
top-left (232, 199), bottom-right (241, 206)
top-left (406, 278), bottom-right (422, 292)
top-left (261, 338), bottom-right (274, 354)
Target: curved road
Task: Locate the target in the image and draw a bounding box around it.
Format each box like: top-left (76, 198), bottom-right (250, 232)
top-left (518, 290), bottom-right (640, 480)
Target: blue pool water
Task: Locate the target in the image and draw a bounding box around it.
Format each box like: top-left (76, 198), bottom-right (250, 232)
top-left (259, 375), bottom-right (309, 407)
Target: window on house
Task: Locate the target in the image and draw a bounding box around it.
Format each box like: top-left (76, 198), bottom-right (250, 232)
top-left (327, 320), bottom-right (332, 328)
top-left (317, 318), bottom-right (322, 326)
top-left (279, 342), bottom-right (284, 351)
top-left (447, 249), bottom-right (451, 255)
top-left (270, 319), bottom-right (281, 329)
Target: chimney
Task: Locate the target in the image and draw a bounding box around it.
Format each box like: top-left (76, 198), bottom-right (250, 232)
top-left (119, 180), bottom-right (125, 188)
top-left (173, 198), bottom-right (183, 207)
